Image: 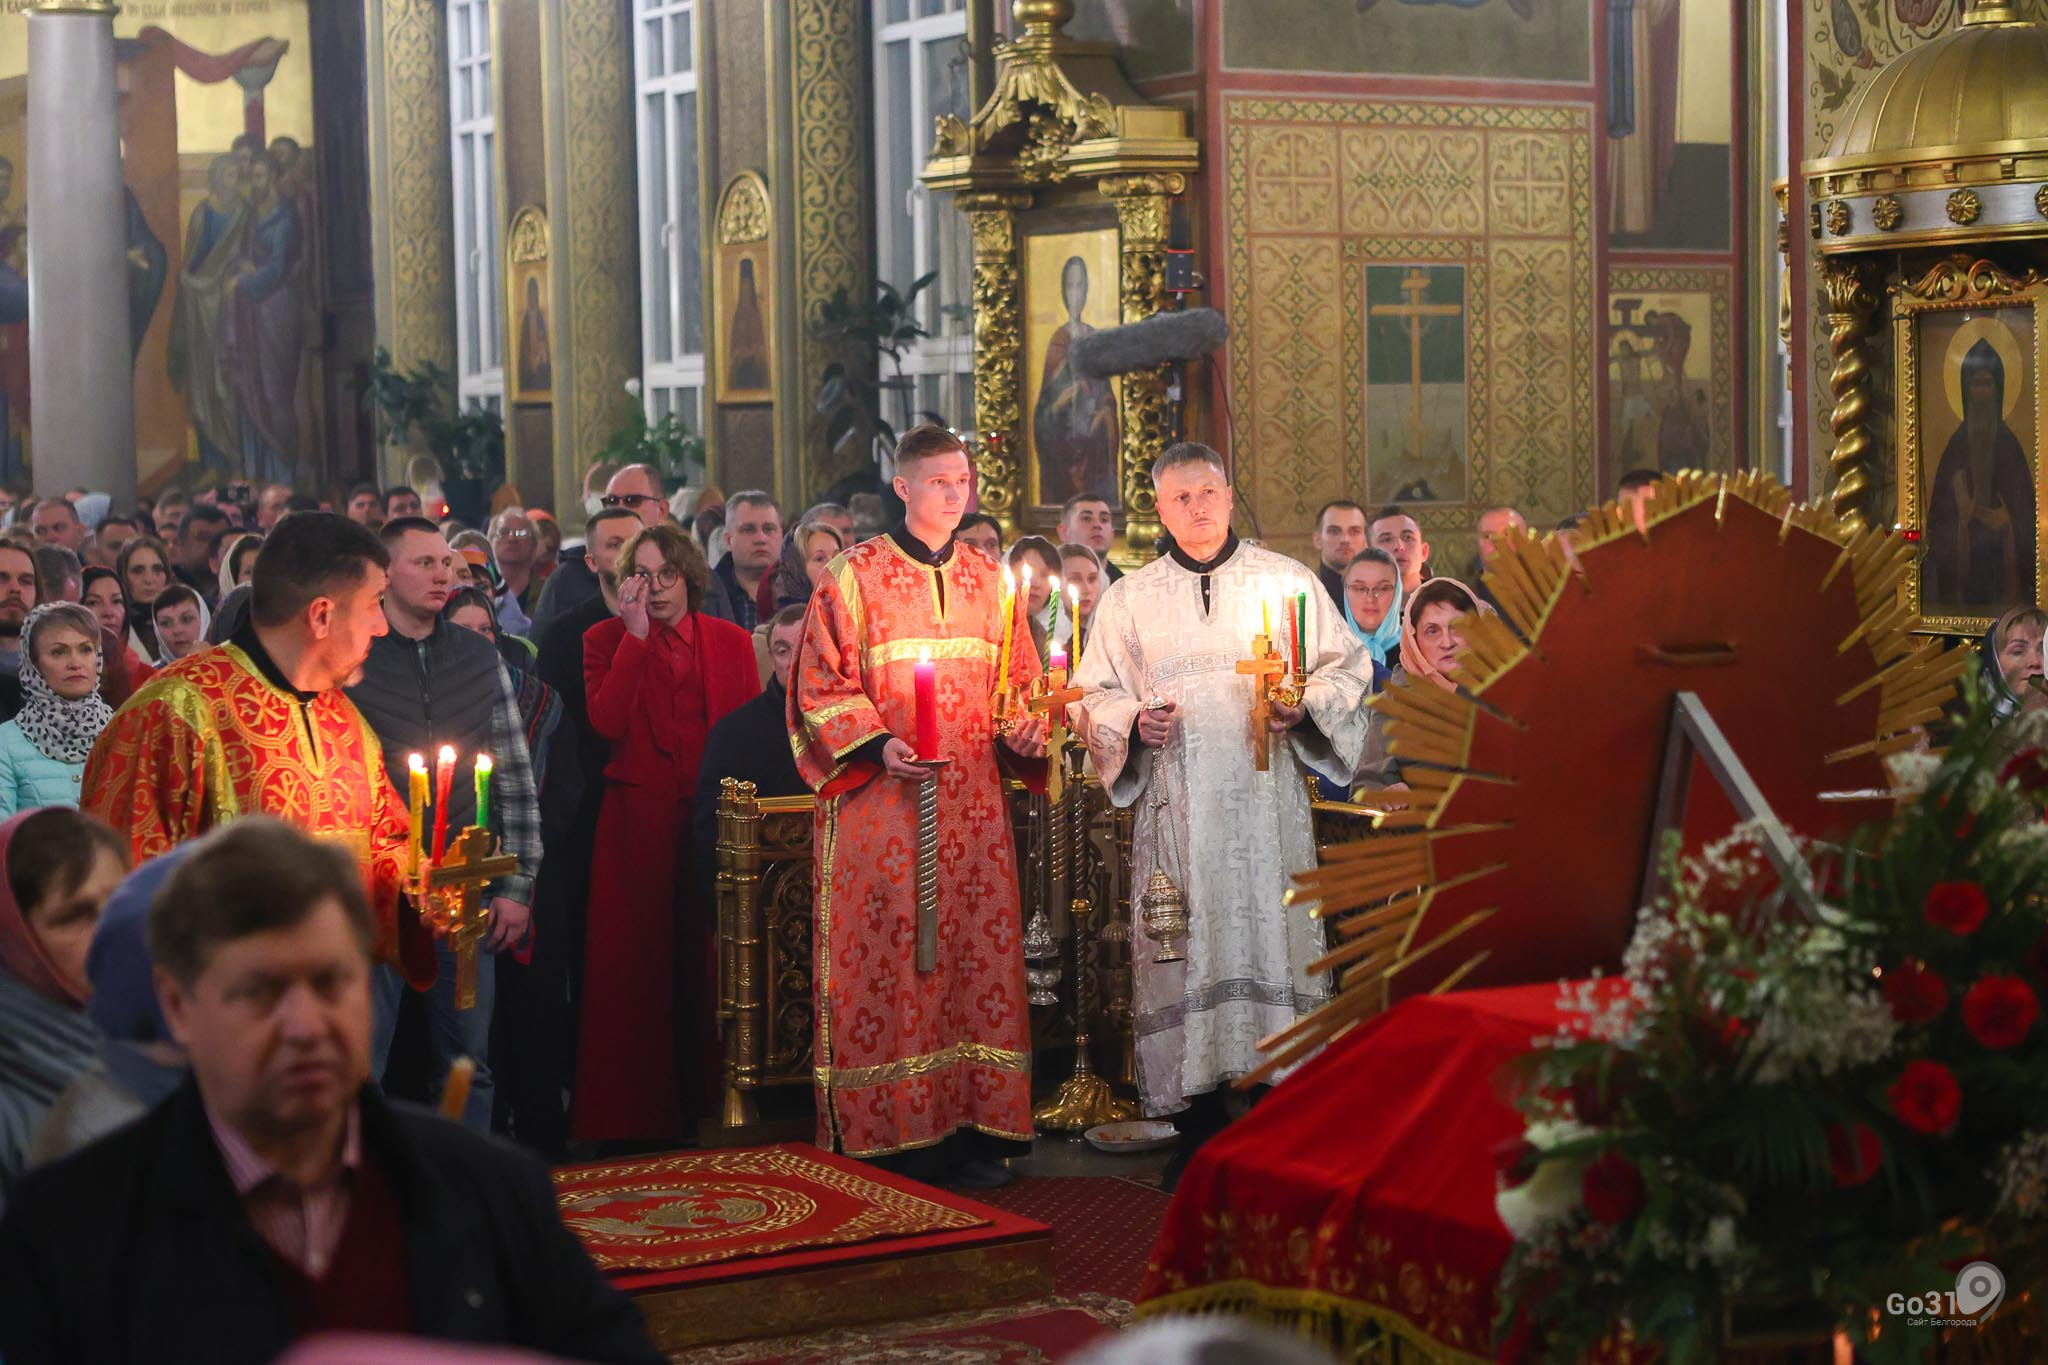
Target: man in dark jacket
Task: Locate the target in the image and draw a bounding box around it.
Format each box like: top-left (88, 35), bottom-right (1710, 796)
top-left (531, 467), bottom-right (669, 634)
top-left (0, 818), bottom-right (661, 1365)
top-left (348, 518), bottom-right (541, 1131)
top-left (692, 603), bottom-right (808, 881)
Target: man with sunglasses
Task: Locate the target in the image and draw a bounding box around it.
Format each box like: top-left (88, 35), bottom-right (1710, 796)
top-left (531, 465), bottom-right (671, 635)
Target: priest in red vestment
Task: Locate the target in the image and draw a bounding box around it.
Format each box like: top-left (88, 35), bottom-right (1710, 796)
top-left (790, 425), bottom-right (1047, 1175)
top-left (80, 513), bottom-right (431, 987)
top-left (574, 522), bottom-right (758, 1144)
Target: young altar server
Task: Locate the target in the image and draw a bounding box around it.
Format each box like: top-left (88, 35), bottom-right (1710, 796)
top-left (788, 424), bottom-right (1047, 1186)
top-left (1072, 442), bottom-right (1373, 1135)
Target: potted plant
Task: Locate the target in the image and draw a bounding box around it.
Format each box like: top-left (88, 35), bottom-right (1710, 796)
top-left (596, 379), bottom-right (706, 490)
top-left (360, 347), bottom-right (505, 525)
top-left (814, 272), bottom-right (940, 466)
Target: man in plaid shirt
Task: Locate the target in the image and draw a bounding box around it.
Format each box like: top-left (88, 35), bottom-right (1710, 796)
top-left (348, 517), bottom-right (543, 1131)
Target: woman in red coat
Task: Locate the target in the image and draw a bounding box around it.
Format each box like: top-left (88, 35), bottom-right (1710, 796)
top-left (574, 522), bottom-right (760, 1143)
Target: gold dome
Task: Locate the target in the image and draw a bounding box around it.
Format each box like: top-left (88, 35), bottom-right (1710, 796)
top-left (1803, 3), bottom-right (2048, 254)
top-left (1821, 4), bottom-right (2048, 166)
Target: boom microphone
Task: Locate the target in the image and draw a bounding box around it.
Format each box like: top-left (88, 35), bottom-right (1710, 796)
top-left (1071, 307), bottom-right (1228, 380)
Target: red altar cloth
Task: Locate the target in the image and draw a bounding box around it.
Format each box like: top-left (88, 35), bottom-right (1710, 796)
top-left (1136, 984), bottom-right (1576, 1363)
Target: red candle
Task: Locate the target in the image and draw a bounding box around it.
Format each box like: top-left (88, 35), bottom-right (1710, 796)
top-left (431, 743), bottom-right (456, 862)
top-left (914, 648), bottom-right (939, 761)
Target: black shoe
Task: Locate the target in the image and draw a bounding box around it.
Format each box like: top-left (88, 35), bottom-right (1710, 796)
top-left (945, 1157), bottom-right (1014, 1191)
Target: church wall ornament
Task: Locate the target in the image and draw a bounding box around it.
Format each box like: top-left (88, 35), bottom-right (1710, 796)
top-left (1226, 95), bottom-right (1594, 565)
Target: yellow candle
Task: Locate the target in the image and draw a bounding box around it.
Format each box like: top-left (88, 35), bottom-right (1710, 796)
top-left (1262, 598), bottom-right (1271, 639)
top-left (406, 753), bottom-right (428, 876)
top-left (997, 567), bottom-right (1016, 688)
top-left (1066, 583), bottom-right (1082, 673)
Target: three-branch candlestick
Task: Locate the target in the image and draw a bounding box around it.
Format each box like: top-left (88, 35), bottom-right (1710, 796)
top-left (408, 826), bottom-right (519, 1009)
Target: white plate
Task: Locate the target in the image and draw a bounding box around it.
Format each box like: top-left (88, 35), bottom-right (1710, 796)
top-left (1084, 1120), bottom-right (1180, 1154)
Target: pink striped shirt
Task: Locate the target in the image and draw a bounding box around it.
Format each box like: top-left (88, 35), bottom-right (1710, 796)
top-left (205, 1103), bottom-right (364, 1279)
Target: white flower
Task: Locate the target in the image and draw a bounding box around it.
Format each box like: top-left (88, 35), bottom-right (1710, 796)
top-left (1750, 972), bottom-right (1897, 1083)
top-left (1884, 748), bottom-right (1941, 797)
top-left (623, 377), bottom-right (643, 398)
top-left (1496, 1119), bottom-right (1593, 1241)
top-left (1994, 1131), bottom-right (2048, 1217)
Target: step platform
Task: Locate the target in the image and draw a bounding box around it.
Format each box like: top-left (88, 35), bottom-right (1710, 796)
top-left (553, 1142), bottom-right (1054, 1352)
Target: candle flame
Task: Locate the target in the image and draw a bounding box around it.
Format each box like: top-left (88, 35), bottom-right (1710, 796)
top-left (1003, 566), bottom-right (1014, 591)
top-left (919, 646), bottom-right (931, 664)
top-left (1020, 563), bottom-right (1032, 585)
top-left (408, 753), bottom-right (427, 773)
top-left (1049, 574), bottom-right (1061, 593)
top-left (437, 744), bottom-right (456, 764)
top-left (475, 753), bottom-right (493, 775)
top-left (1067, 584), bottom-right (1079, 605)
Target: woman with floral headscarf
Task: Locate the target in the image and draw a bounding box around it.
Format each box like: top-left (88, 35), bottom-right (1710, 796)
top-left (0, 604), bottom-right (116, 816)
top-left (0, 805), bottom-right (130, 1202)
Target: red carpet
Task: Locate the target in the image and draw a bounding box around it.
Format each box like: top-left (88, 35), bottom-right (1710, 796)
top-left (555, 1143), bottom-right (990, 1273)
top-left (972, 1176), bottom-right (1173, 1300)
top-left (677, 1293), bottom-right (1130, 1363)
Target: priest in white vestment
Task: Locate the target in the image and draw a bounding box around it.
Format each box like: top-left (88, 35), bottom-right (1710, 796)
top-left (1072, 443), bottom-right (1373, 1118)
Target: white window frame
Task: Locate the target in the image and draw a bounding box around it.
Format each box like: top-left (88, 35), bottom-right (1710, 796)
top-left (873, 1), bottom-right (974, 428)
top-left (448, 0), bottom-right (503, 413)
top-left (633, 0), bottom-right (706, 441)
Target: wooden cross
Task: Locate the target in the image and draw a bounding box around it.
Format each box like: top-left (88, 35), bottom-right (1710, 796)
top-left (411, 825), bottom-right (519, 1010)
top-left (1027, 668), bottom-right (1085, 803)
top-left (1368, 267), bottom-right (1462, 463)
top-left (1236, 633), bottom-right (1286, 772)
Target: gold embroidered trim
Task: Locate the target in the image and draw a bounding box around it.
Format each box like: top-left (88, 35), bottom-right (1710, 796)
top-left (804, 696), bottom-right (873, 731)
top-left (1131, 1280), bottom-right (1494, 1365)
top-left (148, 676), bottom-right (240, 820)
top-left (829, 555), bottom-right (865, 643)
top-left (814, 1040), bottom-right (1033, 1090)
top-left (863, 637), bottom-right (997, 670)
top-left (814, 796), bottom-right (843, 1152)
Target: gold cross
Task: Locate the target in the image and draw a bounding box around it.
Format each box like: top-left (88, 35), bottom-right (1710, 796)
top-left (1368, 267), bottom-right (1462, 463)
top-left (1236, 633), bottom-right (1287, 773)
top-left (412, 826), bottom-right (519, 1010)
top-left (1028, 668), bottom-right (1085, 803)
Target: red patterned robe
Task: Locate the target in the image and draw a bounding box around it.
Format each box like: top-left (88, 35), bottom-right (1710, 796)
top-left (789, 536), bottom-right (1042, 1157)
top-left (80, 642), bottom-right (429, 985)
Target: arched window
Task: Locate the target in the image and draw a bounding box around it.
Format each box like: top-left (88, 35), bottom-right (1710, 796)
top-left (447, 0), bottom-right (503, 416)
top-left (873, 0), bottom-right (974, 432)
top-left (633, 0), bottom-right (705, 439)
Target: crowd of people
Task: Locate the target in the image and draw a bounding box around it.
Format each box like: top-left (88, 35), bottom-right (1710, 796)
top-left (0, 448), bottom-right (2023, 1361)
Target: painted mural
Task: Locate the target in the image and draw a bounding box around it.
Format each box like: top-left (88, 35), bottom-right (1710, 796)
top-left (0, 0), bottom-right (321, 495)
top-left (1222, 0), bottom-right (1592, 83)
top-left (1606, 0), bottom-right (1734, 252)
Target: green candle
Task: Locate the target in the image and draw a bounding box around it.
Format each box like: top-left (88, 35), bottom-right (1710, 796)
top-left (474, 752), bottom-right (493, 832)
top-left (1295, 592), bottom-right (1307, 671)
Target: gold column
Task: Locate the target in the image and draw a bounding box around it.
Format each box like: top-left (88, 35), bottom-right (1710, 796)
top-left (542, 2), bottom-right (640, 514)
top-left (1101, 173), bottom-right (1184, 556)
top-left (963, 191), bottom-right (1033, 532)
top-left (1820, 261), bottom-right (1880, 533)
top-left (364, 0), bottom-right (456, 476)
top-left (718, 779), bottom-right (766, 1127)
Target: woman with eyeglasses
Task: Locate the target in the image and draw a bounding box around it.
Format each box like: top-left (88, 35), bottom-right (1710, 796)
top-left (488, 508), bottom-right (542, 622)
top-left (1334, 547), bottom-right (1404, 796)
top-left (574, 522), bottom-right (760, 1145)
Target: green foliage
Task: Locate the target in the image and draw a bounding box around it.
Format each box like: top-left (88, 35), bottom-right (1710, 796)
top-left (596, 401), bottom-right (705, 489)
top-left (1498, 678), bottom-right (2048, 1361)
top-left (360, 347), bottom-right (505, 485)
top-left (814, 272), bottom-right (939, 457)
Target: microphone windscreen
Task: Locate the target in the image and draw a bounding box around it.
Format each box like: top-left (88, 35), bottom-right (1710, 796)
top-left (1071, 308), bottom-right (1229, 380)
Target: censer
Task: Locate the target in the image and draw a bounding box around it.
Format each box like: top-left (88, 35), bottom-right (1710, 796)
top-left (1139, 866), bottom-right (1189, 964)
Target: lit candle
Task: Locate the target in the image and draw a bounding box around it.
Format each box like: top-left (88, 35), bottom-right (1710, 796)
top-left (1295, 592), bottom-right (1308, 672)
top-left (1049, 643), bottom-right (1068, 676)
top-left (474, 752), bottom-right (493, 833)
top-left (406, 753), bottom-right (428, 876)
top-left (997, 567), bottom-right (1016, 688)
top-left (1262, 597), bottom-right (1271, 642)
top-left (431, 744), bottom-right (456, 862)
top-left (1066, 583), bottom-right (1082, 670)
top-left (1047, 573), bottom-right (1062, 638)
top-left (914, 646), bottom-right (939, 761)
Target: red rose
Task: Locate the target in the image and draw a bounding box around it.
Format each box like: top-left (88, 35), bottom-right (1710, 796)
top-left (1962, 975), bottom-right (2039, 1050)
top-left (1923, 882), bottom-right (1990, 936)
top-left (1888, 1060), bottom-right (1962, 1136)
top-left (2001, 747), bottom-right (2048, 793)
top-left (1492, 1137), bottom-right (1538, 1188)
top-left (1883, 960), bottom-right (1949, 1024)
top-left (1825, 1123), bottom-right (1883, 1188)
top-left (1579, 1151), bottom-right (1644, 1225)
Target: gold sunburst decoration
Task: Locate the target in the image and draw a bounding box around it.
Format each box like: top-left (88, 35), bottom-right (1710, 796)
top-left (1248, 471), bottom-right (1970, 1083)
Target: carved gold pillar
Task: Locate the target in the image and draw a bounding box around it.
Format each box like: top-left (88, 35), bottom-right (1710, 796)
top-left (963, 191), bottom-right (1033, 532)
top-left (717, 778), bottom-right (766, 1127)
top-left (364, 0), bottom-right (456, 484)
top-left (1820, 261), bottom-right (1880, 533)
top-left (1100, 173), bottom-right (1184, 556)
